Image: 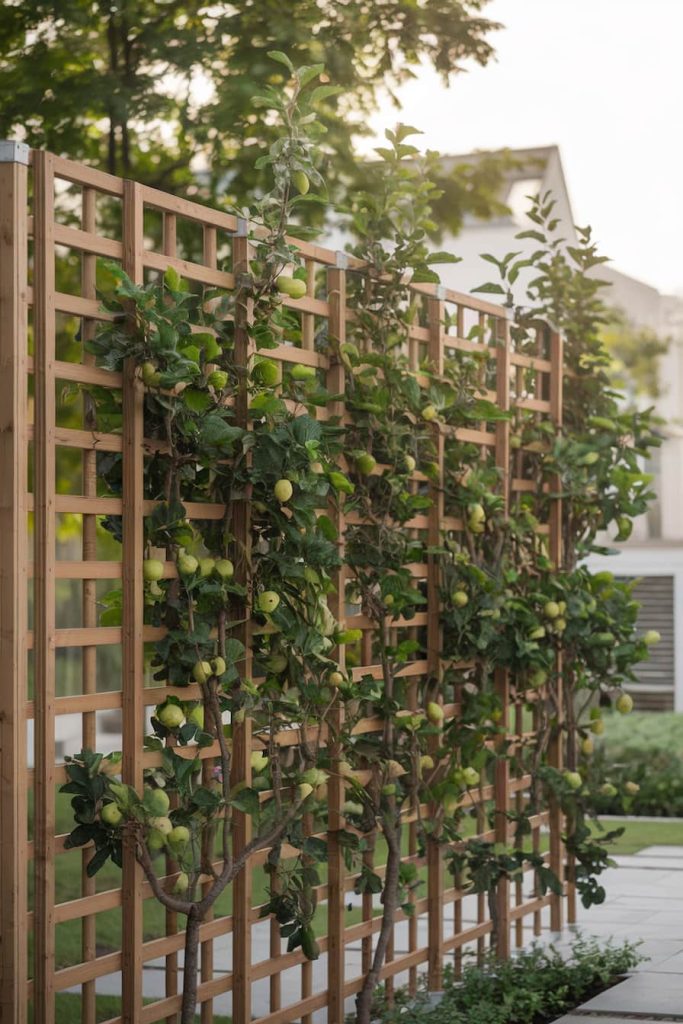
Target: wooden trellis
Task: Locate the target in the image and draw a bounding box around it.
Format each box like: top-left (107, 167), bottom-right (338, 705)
top-left (0, 144), bottom-right (570, 1024)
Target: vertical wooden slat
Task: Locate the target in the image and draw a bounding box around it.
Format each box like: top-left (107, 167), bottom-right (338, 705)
top-left (200, 221), bottom-right (217, 1024)
top-left (494, 315), bottom-right (511, 959)
top-left (326, 263), bottom-right (347, 1024)
top-left (0, 140), bottom-right (30, 1024)
top-left (548, 328), bottom-right (565, 932)
top-left (426, 294), bottom-right (445, 993)
top-left (33, 149), bottom-right (57, 1024)
top-left (121, 180), bottom-right (146, 1021)
top-left (80, 184), bottom-right (98, 1024)
top-left (230, 224), bottom-right (254, 1024)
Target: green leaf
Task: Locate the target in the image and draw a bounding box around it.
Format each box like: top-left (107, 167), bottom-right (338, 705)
top-left (267, 50), bottom-right (294, 72)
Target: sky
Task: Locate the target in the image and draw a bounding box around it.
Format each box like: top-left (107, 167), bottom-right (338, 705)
top-left (358, 0), bottom-right (683, 296)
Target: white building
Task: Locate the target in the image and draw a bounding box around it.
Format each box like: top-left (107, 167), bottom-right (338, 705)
top-left (436, 146), bottom-right (683, 709)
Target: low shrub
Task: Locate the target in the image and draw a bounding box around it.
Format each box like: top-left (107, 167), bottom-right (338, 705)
top-left (371, 936), bottom-right (641, 1024)
top-left (593, 712), bottom-right (683, 817)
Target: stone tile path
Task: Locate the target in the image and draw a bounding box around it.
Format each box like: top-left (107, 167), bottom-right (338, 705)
top-left (551, 843), bottom-right (683, 1024)
top-left (78, 843), bottom-right (683, 1021)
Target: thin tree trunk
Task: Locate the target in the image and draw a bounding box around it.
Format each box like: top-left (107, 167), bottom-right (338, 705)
top-left (181, 907), bottom-right (201, 1024)
top-left (355, 819), bottom-right (401, 1024)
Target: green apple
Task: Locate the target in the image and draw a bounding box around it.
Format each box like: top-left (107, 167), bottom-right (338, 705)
top-left (141, 361), bottom-right (161, 386)
top-left (177, 553), bottom-right (199, 576)
top-left (403, 454), bottom-right (416, 472)
top-left (529, 627), bottom-right (546, 640)
top-left (443, 793), bottom-right (459, 816)
top-left (426, 702), bottom-right (444, 725)
top-left (452, 590), bottom-right (468, 608)
top-left (543, 601), bottom-right (560, 620)
top-left (207, 370), bottom-right (228, 390)
top-left (554, 618), bottom-right (566, 633)
top-left (643, 630), bottom-right (661, 646)
top-left (468, 503), bottom-right (485, 523)
top-left (251, 752), bottom-right (268, 773)
top-left (301, 768), bottom-right (328, 787)
top-left (149, 815), bottom-right (173, 835)
top-left (258, 591), bottom-right (280, 614)
top-left (355, 452), bottom-right (376, 475)
top-left (529, 669), bottom-right (548, 689)
top-left (336, 628), bottom-right (363, 644)
top-left (419, 755), bottom-right (434, 773)
top-left (211, 656), bottom-right (226, 677)
top-left (600, 782), bottom-right (617, 798)
top-left (215, 558), bottom-right (234, 579)
top-left (168, 825), bottom-right (191, 847)
top-left (274, 479), bottom-right (293, 503)
top-left (590, 719), bottom-right (605, 736)
top-left (101, 802), bottom-right (123, 826)
top-left (309, 461), bottom-right (324, 474)
top-left (173, 871), bottom-right (190, 894)
top-left (145, 788), bottom-right (170, 816)
top-left (298, 782), bottom-right (314, 800)
top-left (186, 705), bottom-right (204, 730)
top-left (276, 276), bottom-right (307, 300)
top-left (329, 670), bottom-right (344, 687)
top-left (616, 693), bottom-right (634, 715)
top-left (289, 363), bottom-right (316, 381)
top-left (147, 828), bottom-right (167, 851)
top-left (563, 770), bottom-right (582, 791)
top-left (192, 661), bottom-right (212, 685)
top-left (292, 170), bottom-right (310, 195)
top-left (252, 358), bottom-right (281, 387)
top-left (157, 703), bottom-right (185, 729)
top-left (581, 737), bottom-right (594, 756)
top-left (462, 767), bottom-right (480, 787)
top-left (266, 653), bottom-right (288, 674)
top-left (510, 434), bottom-right (522, 449)
top-left (199, 557), bottom-right (215, 578)
top-left (421, 404), bottom-right (437, 421)
top-left (143, 558), bottom-right (165, 582)
top-left (384, 594), bottom-right (395, 607)
top-left (624, 781), bottom-right (640, 796)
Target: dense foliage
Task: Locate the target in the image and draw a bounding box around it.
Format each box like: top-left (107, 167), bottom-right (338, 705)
top-left (0, 0), bottom-right (510, 233)
top-left (373, 936), bottom-right (641, 1024)
top-left (59, 57), bottom-right (661, 1022)
top-left (592, 712), bottom-right (683, 817)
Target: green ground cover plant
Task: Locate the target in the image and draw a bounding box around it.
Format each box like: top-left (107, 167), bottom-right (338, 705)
top-left (372, 936), bottom-right (641, 1024)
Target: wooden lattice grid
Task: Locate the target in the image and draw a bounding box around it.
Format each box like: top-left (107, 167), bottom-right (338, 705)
top-left (0, 147), bottom-right (570, 1024)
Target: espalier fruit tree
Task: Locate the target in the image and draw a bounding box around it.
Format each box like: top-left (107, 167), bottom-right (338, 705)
top-left (60, 56), bottom-right (352, 1023)
top-left (58, 57), bottom-right (661, 1024)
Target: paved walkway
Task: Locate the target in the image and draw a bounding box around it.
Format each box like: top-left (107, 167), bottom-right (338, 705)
top-left (78, 843), bottom-right (683, 1020)
top-left (551, 844), bottom-right (683, 1023)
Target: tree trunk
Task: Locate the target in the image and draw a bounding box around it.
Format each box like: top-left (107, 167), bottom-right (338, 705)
top-left (180, 907), bottom-right (201, 1024)
top-left (355, 820), bottom-right (401, 1024)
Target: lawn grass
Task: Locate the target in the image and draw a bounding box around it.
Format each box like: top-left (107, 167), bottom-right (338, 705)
top-left (588, 816), bottom-right (683, 854)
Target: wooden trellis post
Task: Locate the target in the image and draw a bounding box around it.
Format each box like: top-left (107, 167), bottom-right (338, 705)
top-left (0, 139), bottom-right (30, 1024)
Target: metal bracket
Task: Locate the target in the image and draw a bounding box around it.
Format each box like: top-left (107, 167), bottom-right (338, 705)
top-left (0, 141), bottom-right (29, 165)
top-left (335, 250), bottom-right (348, 270)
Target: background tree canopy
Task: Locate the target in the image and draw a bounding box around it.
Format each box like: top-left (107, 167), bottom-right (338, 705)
top-left (0, 0), bottom-right (510, 230)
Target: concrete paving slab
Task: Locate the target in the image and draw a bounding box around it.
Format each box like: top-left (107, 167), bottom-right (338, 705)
top-left (581, 972), bottom-right (683, 1015)
top-left (639, 845), bottom-right (683, 858)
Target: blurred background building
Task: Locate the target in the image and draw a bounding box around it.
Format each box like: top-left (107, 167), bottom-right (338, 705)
top-left (434, 145), bottom-right (683, 710)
